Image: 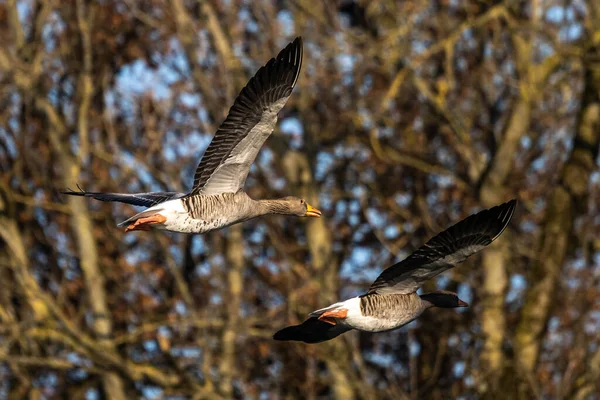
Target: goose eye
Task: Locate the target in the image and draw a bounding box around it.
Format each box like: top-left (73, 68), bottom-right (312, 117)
top-left (300, 199), bottom-right (304, 204)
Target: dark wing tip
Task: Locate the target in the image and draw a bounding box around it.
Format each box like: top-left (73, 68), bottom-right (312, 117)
top-left (487, 199), bottom-right (517, 241)
top-left (273, 36), bottom-right (303, 89)
top-left (62, 184), bottom-right (86, 196)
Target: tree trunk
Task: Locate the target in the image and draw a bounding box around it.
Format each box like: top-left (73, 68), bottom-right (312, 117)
top-left (282, 150), bottom-right (355, 400)
top-left (515, 36), bottom-right (600, 390)
top-left (218, 225), bottom-right (244, 397)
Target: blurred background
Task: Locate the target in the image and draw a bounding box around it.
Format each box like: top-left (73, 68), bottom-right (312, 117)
top-left (0, 0), bottom-right (599, 399)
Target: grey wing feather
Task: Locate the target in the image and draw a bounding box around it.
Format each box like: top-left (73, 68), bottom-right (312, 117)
top-left (63, 186), bottom-right (185, 208)
top-left (189, 37), bottom-right (303, 196)
top-left (367, 199), bottom-right (517, 295)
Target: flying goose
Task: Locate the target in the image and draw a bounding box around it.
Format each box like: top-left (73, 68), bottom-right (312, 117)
top-left (273, 199), bottom-right (516, 343)
top-left (64, 38), bottom-right (321, 233)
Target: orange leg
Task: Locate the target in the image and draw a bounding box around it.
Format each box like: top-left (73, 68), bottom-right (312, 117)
top-left (125, 214), bottom-right (167, 232)
top-left (317, 309), bottom-right (348, 326)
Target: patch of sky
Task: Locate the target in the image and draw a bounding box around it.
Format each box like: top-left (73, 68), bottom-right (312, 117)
top-left (337, 53), bottom-right (356, 75)
top-left (493, 73), bottom-right (504, 87)
top-left (238, 7), bottom-right (258, 33)
top-left (502, 60), bottom-right (516, 76)
top-left (277, 10), bottom-right (295, 37)
top-left (377, 125), bottom-right (395, 139)
top-left (248, 225), bottom-right (266, 244)
top-left (33, 371), bottom-right (58, 391)
top-left (366, 208), bottom-right (387, 228)
top-left (175, 300), bottom-right (187, 316)
top-left (361, 168), bottom-right (376, 183)
top-left (521, 219), bottom-right (537, 233)
top-left (360, 74), bottom-right (373, 96)
top-left (124, 247), bottom-right (149, 266)
top-left (434, 274), bottom-right (451, 289)
top-left (457, 284), bottom-right (472, 310)
top-left (180, 92), bottom-right (201, 108)
top-left (566, 276), bottom-right (580, 289)
top-left (536, 41), bottom-right (555, 60)
top-left (16, 0), bottom-right (32, 28)
top-left (546, 6), bottom-right (566, 23)
top-left (384, 225), bottom-right (399, 240)
top-left (395, 193), bottom-right (412, 207)
top-left (412, 40), bottom-right (429, 55)
top-left (531, 155), bottom-right (547, 173)
top-left (413, 116), bottom-right (424, 131)
top-left (280, 117), bottom-right (304, 149)
top-left (465, 375), bottom-right (475, 387)
top-left (448, 334), bottom-right (459, 347)
top-left (402, 220), bottom-right (415, 234)
top-left (141, 386), bottom-right (163, 400)
top-left (315, 151), bottom-right (334, 181)
top-left (436, 174), bottom-right (455, 188)
top-left (319, 191), bottom-right (334, 211)
top-left (366, 352), bottom-right (396, 368)
top-left (453, 361), bottom-right (465, 377)
top-left (585, 312), bottom-right (600, 335)
top-left (358, 108), bottom-right (373, 129)
top-left (506, 273), bottom-right (527, 304)
top-left (520, 135), bottom-right (532, 150)
top-left (168, 36), bottom-right (191, 72)
top-left (559, 23), bottom-right (583, 42)
top-left (42, 11), bottom-right (64, 53)
top-left (143, 339), bottom-right (157, 353)
top-left (348, 214), bottom-right (360, 227)
top-left (210, 293), bottom-right (223, 305)
top-left (116, 60), bottom-right (171, 100)
top-left (351, 224), bottom-right (370, 242)
top-left (194, 260), bottom-right (212, 277)
top-left (426, 190), bottom-right (439, 208)
top-left (352, 185), bottom-right (366, 198)
top-left (484, 42), bottom-right (494, 59)
top-left (85, 389), bottom-right (99, 400)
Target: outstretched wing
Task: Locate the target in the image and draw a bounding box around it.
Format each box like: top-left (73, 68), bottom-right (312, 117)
top-left (367, 200), bottom-right (517, 295)
top-left (189, 37), bottom-right (303, 196)
top-left (63, 186), bottom-right (185, 208)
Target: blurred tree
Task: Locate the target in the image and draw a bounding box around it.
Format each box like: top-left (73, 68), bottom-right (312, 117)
top-left (0, 0), bottom-right (598, 399)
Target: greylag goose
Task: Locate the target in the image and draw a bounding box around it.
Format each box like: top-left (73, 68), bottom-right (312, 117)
top-left (273, 199), bottom-right (516, 343)
top-left (64, 38), bottom-right (321, 233)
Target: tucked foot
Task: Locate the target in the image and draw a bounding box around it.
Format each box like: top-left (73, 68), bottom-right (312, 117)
top-left (317, 309), bottom-right (348, 326)
top-left (125, 214), bottom-right (167, 232)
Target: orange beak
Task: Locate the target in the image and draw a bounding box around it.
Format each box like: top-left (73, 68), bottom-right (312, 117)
top-left (458, 299), bottom-right (469, 307)
top-left (305, 203), bottom-right (322, 218)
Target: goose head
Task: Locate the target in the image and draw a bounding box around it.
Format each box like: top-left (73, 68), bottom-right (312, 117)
top-left (278, 196), bottom-right (322, 217)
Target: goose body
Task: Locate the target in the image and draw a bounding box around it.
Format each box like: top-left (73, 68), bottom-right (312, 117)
top-left (311, 294), bottom-right (431, 333)
top-left (64, 38), bottom-right (321, 234)
top-left (274, 199), bottom-right (516, 343)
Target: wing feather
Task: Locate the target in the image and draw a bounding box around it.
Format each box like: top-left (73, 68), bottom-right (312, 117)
top-left (190, 37), bottom-right (303, 196)
top-left (367, 199), bottom-right (517, 295)
top-left (62, 187), bottom-right (185, 208)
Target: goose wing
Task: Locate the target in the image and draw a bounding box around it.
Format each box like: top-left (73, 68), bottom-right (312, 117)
top-left (367, 200), bottom-right (517, 295)
top-left (189, 37), bottom-right (303, 196)
top-left (63, 187), bottom-right (185, 208)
